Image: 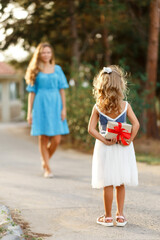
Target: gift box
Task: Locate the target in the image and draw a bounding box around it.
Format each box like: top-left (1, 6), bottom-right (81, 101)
top-left (105, 121), bottom-right (132, 145)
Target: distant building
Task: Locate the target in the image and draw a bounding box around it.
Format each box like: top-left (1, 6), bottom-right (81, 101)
top-left (0, 62), bottom-right (24, 122)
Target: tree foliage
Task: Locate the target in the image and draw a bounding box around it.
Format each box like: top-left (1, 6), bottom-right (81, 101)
top-left (0, 0), bottom-right (151, 71)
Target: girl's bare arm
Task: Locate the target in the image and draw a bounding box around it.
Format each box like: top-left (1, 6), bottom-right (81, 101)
top-left (88, 106), bottom-right (116, 146)
top-left (127, 103), bottom-right (140, 142)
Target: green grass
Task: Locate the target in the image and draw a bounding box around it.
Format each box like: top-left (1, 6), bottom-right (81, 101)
top-left (136, 154), bottom-right (160, 165)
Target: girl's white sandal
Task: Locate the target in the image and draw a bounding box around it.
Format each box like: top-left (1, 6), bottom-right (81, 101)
top-left (97, 215), bottom-right (114, 227)
top-left (116, 216), bottom-right (127, 227)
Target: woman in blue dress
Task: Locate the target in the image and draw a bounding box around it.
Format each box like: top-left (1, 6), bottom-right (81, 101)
top-left (25, 42), bottom-right (69, 178)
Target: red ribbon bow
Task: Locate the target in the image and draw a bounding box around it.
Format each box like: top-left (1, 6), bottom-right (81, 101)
top-left (107, 122), bottom-right (131, 145)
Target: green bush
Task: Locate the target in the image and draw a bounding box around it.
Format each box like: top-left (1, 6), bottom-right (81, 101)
top-left (66, 85), bottom-right (95, 150)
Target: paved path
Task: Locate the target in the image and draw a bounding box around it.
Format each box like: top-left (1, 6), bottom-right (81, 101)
top-left (0, 123), bottom-right (160, 240)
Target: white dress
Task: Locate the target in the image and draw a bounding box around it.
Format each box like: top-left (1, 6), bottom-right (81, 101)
top-left (92, 102), bottom-right (138, 188)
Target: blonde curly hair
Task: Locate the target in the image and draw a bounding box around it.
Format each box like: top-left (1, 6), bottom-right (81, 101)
top-left (25, 42), bottom-right (55, 86)
top-left (93, 65), bottom-right (128, 114)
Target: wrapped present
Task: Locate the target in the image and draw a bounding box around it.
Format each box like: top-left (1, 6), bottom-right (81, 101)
top-left (105, 121), bottom-right (132, 145)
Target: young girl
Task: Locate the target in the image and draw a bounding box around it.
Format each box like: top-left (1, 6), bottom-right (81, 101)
top-left (25, 42), bottom-right (69, 178)
top-left (88, 65), bottom-right (139, 227)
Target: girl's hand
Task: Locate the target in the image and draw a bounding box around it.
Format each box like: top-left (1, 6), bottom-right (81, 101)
top-left (118, 138), bottom-right (132, 146)
top-left (61, 108), bottom-right (66, 121)
top-left (126, 138), bottom-right (132, 146)
top-left (27, 113), bottom-right (32, 125)
top-left (103, 138), bottom-right (117, 146)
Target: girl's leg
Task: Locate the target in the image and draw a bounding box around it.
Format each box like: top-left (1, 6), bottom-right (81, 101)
top-left (48, 135), bottom-right (61, 159)
top-left (115, 184), bottom-right (125, 222)
top-left (98, 185), bottom-right (113, 223)
top-left (38, 135), bottom-right (51, 173)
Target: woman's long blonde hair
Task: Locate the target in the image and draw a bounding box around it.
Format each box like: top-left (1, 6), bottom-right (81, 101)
top-left (93, 65), bottom-right (128, 114)
top-left (25, 42), bottom-right (55, 85)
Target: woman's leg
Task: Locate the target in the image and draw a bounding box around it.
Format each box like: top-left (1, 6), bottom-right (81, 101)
top-left (48, 135), bottom-right (61, 159)
top-left (115, 184), bottom-right (125, 222)
top-left (38, 135), bottom-right (51, 173)
top-left (98, 185), bottom-right (113, 223)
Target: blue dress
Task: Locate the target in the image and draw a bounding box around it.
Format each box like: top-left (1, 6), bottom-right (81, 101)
top-left (26, 64), bottom-right (69, 136)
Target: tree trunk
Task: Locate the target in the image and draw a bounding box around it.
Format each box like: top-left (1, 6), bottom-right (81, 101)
top-left (69, 0), bottom-right (80, 74)
top-left (146, 0), bottom-right (160, 138)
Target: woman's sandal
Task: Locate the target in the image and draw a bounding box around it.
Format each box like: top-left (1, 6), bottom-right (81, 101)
top-left (116, 216), bottom-right (127, 227)
top-left (44, 171), bottom-right (54, 178)
top-left (97, 215), bottom-right (114, 227)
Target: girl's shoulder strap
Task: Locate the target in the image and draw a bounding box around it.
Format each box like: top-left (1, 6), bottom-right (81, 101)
top-left (94, 104), bottom-right (101, 114)
top-left (124, 101), bottom-right (128, 112)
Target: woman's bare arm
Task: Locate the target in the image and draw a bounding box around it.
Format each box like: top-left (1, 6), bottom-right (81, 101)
top-left (60, 89), bottom-right (66, 121)
top-left (88, 106), bottom-right (116, 146)
top-left (27, 92), bottom-right (35, 124)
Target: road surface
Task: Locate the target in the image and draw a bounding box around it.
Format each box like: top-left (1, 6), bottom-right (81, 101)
top-left (0, 123), bottom-right (160, 240)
